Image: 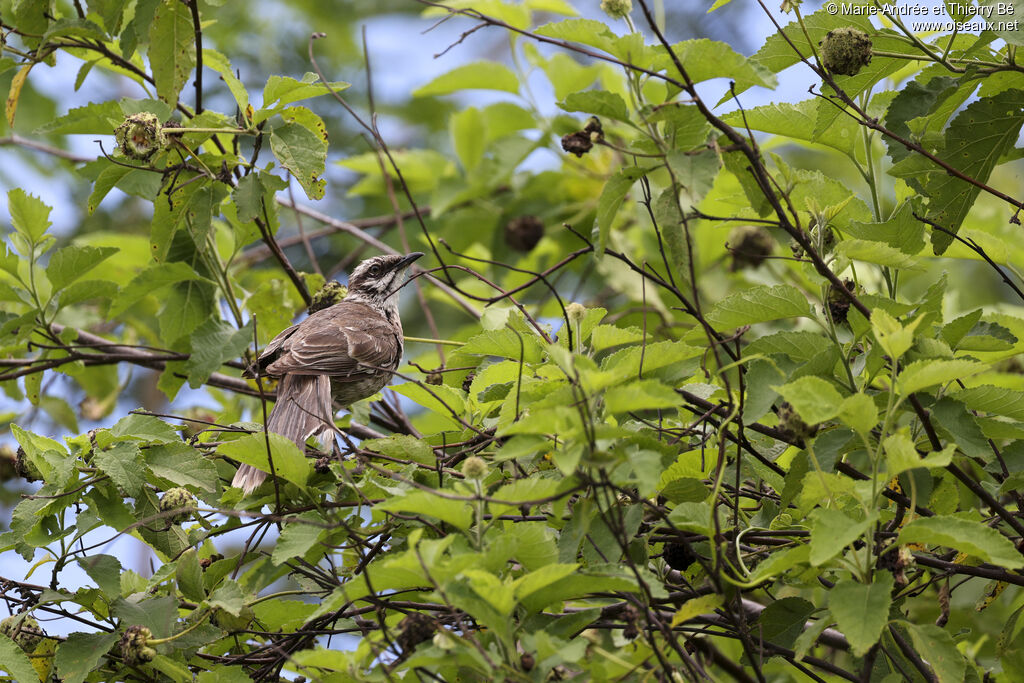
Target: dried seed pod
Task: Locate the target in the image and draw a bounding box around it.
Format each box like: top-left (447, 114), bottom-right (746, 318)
top-left (120, 625), bottom-right (155, 666)
top-left (159, 487), bottom-right (196, 524)
top-left (0, 614), bottom-right (45, 652)
top-left (727, 225), bottom-right (774, 271)
top-left (309, 281), bottom-right (346, 314)
top-left (505, 215), bottom-right (545, 252)
top-left (114, 113), bottom-right (167, 160)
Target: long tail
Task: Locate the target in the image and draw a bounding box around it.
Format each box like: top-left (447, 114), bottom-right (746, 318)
top-left (231, 374), bottom-right (333, 494)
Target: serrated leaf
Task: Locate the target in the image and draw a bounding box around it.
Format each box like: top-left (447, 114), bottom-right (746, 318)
top-left (203, 49), bottom-right (248, 114)
top-left (723, 99), bottom-right (858, 157)
top-left (272, 512), bottom-right (326, 565)
top-left (260, 73), bottom-right (349, 113)
top-left (705, 285), bottom-right (812, 329)
top-left (461, 327), bottom-right (544, 362)
top-left (55, 632), bottom-right (120, 683)
top-left (270, 120), bottom-right (326, 200)
top-left (925, 90), bottom-right (1024, 254)
top-left (35, 100), bottom-right (123, 134)
top-left (657, 38), bottom-right (776, 90)
top-left (773, 376), bottom-right (843, 425)
top-left (149, 0), bottom-right (195, 105)
top-left (109, 262), bottom-right (211, 316)
top-left (594, 166), bottom-right (649, 256)
top-left (78, 553), bottom-right (122, 596)
top-left (147, 442), bottom-right (219, 492)
top-left (667, 150), bottom-right (718, 205)
top-left (896, 359), bottom-right (986, 395)
top-left (897, 516), bottom-right (1024, 568)
top-left (8, 188), bottom-right (52, 241)
top-left (93, 442), bottom-right (146, 498)
top-left (208, 579), bottom-right (246, 616)
top-left (809, 507), bottom-right (873, 566)
top-left (829, 574), bottom-right (894, 655)
top-left (835, 239), bottom-right (922, 270)
top-left (219, 433), bottom-right (310, 489)
top-left (413, 61), bottom-right (519, 97)
top-left (845, 201), bottom-right (925, 254)
top-left (883, 430), bottom-right (954, 476)
top-left (952, 385), bottom-right (1024, 421)
top-left (0, 634), bottom-right (36, 683)
top-left (838, 392), bottom-right (877, 434)
top-left (671, 593), bottom-right (723, 626)
top-left (905, 622), bottom-right (967, 682)
top-left (560, 90), bottom-right (629, 122)
top-left (535, 19), bottom-right (616, 53)
top-left (605, 379), bottom-right (679, 413)
top-left (185, 318), bottom-right (253, 388)
top-left (110, 413), bottom-right (181, 443)
top-left (376, 491), bottom-right (473, 530)
top-left (757, 597), bottom-right (816, 651)
top-left (364, 435), bottom-right (436, 466)
top-left (45, 245), bottom-right (118, 290)
top-left (176, 548), bottom-right (205, 602)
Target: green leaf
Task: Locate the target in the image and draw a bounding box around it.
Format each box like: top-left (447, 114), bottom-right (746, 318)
top-left (272, 512), bottom-right (326, 565)
top-left (451, 106), bottom-right (484, 171)
top-left (147, 442), bottom-right (220, 492)
top-left (413, 61), bottom-right (519, 97)
top-left (150, 182), bottom-right (217, 263)
top-left (109, 262), bottom-right (210, 315)
top-left (604, 379), bottom-right (679, 413)
top-left (809, 507), bottom-right (873, 566)
top-left (896, 359), bottom-right (986, 396)
top-left (773, 376), bottom-right (843, 425)
top-left (260, 73), bottom-right (349, 113)
top-left (845, 201), bottom-right (925, 254)
top-left (924, 90), bottom-right (1024, 254)
top-left (657, 39), bottom-right (776, 90)
top-left (897, 516), bottom-right (1024, 568)
top-left (871, 309), bottom-right (919, 361)
top-left (952, 385), bottom-right (1024, 421)
top-left (905, 622), bottom-right (967, 682)
top-left (93, 442), bottom-right (146, 498)
top-left (45, 245), bottom-right (118, 290)
top-left (828, 574), bottom-right (894, 656)
top-left (78, 553), bottom-right (122, 596)
top-left (671, 593), bottom-right (723, 626)
top-left (883, 430), bottom-right (954, 476)
top-left (560, 90), bottom-right (629, 122)
top-left (884, 76), bottom-right (960, 164)
top-left (666, 150), bottom-right (718, 205)
top-left (376, 491), bottom-right (473, 530)
top-left (0, 634), bottom-right (38, 683)
top-left (219, 433), bottom-right (310, 489)
top-left (149, 0), bottom-right (195, 105)
top-left (270, 118), bottom-right (327, 200)
top-left (838, 393), bottom-right (877, 434)
top-left (722, 99), bottom-right (858, 157)
top-left (363, 435), bottom-right (436, 466)
top-left (835, 239), bottom-right (921, 270)
top-left (55, 632), bottom-right (120, 683)
top-left (594, 166), bottom-right (649, 256)
top-left (185, 318), bottom-right (253, 388)
top-left (35, 100), bottom-right (123, 134)
top-left (110, 413), bottom-right (181, 443)
top-left (8, 188), bottom-right (52, 241)
top-left (705, 285), bottom-right (812, 329)
top-left (208, 579), bottom-right (246, 616)
top-left (535, 19), bottom-right (616, 54)
top-left (203, 49), bottom-right (249, 114)
top-left (461, 327), bottom-right (544, 363)
top-left (757, 597), bottom-right (816, 651)
top-left (176, 548), bottom-right (205, 602)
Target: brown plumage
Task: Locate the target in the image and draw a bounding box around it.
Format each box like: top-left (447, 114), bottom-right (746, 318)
top-left (232, 252), bottom-right (423, 494)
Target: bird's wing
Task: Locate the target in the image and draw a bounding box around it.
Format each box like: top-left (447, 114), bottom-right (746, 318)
top-left (264, 301), bottom-right (401, 378)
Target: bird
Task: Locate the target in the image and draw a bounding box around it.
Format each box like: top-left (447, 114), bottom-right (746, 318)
top-left (231, 252), bottom-right (424, 494)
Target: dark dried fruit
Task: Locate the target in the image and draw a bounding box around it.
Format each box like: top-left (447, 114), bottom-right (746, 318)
top-left (314, 456), bottom-right (331, 474)
top-left (827, 279), bottom-right (856, 325)
top-left (309, 281), bottom-right (346, 314)
top-left (520, 653), bottom-right (535, 671)
top-left (505, 215), bottom-right (545, 252)
top-left (820, 27), bottom-right (873, 76)
top-left (778, 401), bottom-right (818, 441)
top-left (561, 116), bottom-right (604, 157)
top-left (461, 371), bottom-right (476, 393)
top-left (395, 612), bottom-right (434, 652)
top-left (14, 445), bottom-right (40, 482)
top-left (663, 542), bottom-right (697, 571)
top-left (425, 371), bottom-right (443, 386)
top-left (727, 225), bottom-right (774, 271)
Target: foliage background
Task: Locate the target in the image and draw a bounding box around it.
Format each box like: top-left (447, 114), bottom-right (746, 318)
top-left (2, 0), bottom-right (1024, 681)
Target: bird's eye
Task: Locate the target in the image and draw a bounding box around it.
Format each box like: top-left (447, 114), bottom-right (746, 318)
top-left (368, 265), bottom-right (382, 277)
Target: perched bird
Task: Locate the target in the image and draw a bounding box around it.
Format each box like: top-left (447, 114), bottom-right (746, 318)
top-left (232, 252), bottom-right (423, 493)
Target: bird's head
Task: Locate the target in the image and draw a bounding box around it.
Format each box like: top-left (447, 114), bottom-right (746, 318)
top-left (344, 252), bottom-right (423, 310)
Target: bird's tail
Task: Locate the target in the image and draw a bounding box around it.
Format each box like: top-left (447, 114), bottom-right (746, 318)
top-left (231, 374), bottom-right (333, 494)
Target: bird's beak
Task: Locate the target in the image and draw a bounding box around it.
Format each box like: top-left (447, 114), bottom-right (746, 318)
top-left (395, 252), bottom-right (424, 270)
